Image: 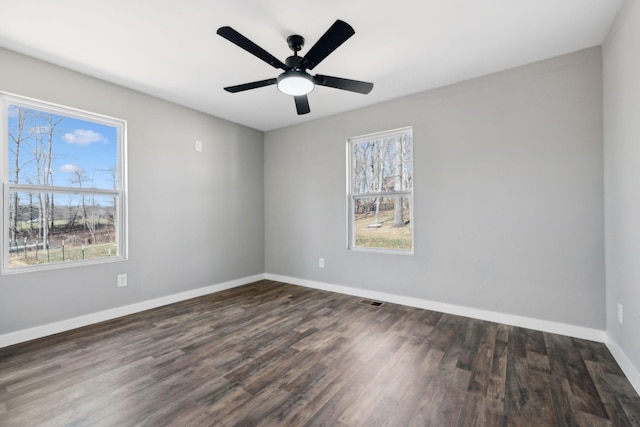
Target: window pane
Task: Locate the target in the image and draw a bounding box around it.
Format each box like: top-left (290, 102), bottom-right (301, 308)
top-left (8, 190), bottom-right (118, 268)
top-left (7, 103), bottom-right (118, 189)
top-left (351, 133), bottom-right (413, 194)
top-left (353, 195), bottom-right (412, 251)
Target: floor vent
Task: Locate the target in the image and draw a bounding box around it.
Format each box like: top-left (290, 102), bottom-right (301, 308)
top-left (360, 299), bottom-right (384, 307)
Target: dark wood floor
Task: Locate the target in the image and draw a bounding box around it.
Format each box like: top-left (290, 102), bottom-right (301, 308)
top-left (1, 280), bottom-right (639, 426)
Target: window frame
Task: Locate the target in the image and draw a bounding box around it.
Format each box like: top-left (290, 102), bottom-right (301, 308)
top-left (347, 126), bottom-right (414, 255)
top-left (1, 92), bottom-right (128, 274)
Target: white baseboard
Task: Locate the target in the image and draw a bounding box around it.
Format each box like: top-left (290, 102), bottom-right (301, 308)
top-left (605, 336), bottom-right (640, 395)
top-left (0, 274), bottom-right (265, 349)
top-left (265, 273), bottom-right (606, 343)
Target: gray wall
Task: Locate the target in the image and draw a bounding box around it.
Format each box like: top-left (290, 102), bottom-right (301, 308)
top-left (603, 0), bottom-right (640, 372)
top-left (265, 47), bottom-right (605, 329)
top-left (0, 47), bottom-right (265, 334)
top-left (0, 43), bottom-right (609, 338)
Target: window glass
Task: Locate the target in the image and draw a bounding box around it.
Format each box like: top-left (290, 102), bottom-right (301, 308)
top-left (2, 94), bottom-right (126, 272)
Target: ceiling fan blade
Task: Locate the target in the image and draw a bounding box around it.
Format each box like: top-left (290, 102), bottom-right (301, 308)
top-left (300, 20), bottom-right (355, 70)
top-left (294, 95), bottom-right (310, 115)
top-left (217, 26), bottom-right (287, 70)
top-left (314, 75), bottom-right (373, 94)
top-left (224, 78), bottom-right (277, 93)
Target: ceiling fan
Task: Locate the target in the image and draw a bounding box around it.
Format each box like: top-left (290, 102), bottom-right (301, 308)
top-left (216, 20), bottom-right (373, 115)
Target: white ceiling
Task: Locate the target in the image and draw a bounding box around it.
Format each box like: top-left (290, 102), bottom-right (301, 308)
top-left (0, 0), bottom-right (623, 131)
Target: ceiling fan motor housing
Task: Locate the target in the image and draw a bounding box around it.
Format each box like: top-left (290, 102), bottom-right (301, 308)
top-left (287, 35), bottom-right (305, 53)
top-left (285, 55), bottom-right (304, 69)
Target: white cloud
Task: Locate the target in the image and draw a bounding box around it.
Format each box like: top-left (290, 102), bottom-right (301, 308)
top-left (60, 164), bottom-right (81, 173)
top-left (62, 129), bottom-right (108, 146)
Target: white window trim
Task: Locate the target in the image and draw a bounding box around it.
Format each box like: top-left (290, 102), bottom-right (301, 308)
top-left (1, 92), bottom-right (128, 274)
top-left (347, 126), bottom-right (414, 255)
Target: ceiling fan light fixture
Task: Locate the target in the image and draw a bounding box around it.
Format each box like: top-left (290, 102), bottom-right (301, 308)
top-left (277, 71), bottom-right (314, 96)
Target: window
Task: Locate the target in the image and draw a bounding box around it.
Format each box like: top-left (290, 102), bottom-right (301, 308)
top-left (348, 127), bottom-right (413, 253)
top-left (1, 93), bottom-right (127, 273)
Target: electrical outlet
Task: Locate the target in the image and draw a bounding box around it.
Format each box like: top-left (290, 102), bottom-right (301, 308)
top-left (618, 303), bottom-right (623, 324)
top-left (319, 258), bottom-right (325, 268)
top-left (117, 274), bottom-right (127, 288)
top-left (195, 140), bottom-right (202, 152)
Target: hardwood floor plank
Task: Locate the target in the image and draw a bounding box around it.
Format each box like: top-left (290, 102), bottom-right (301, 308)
top-left (521, 369), bottom-right (557, 425)
top-left (504, 353), bottom-right (529, 416)
top-left (338, 337), bottom-right (426, 426)
top-left (280, 351), bottom-right (389, 426)
top-left (468, 321), bottom-right (498, 394)
top-left (507, 326), bottom-right (528, 359)
top-left (486, 339), bottom-right (508, 415)
top-left (457, 392), bottom-right (484, 427)
top-left (526, 350), bottom-right (551, 374)
top-left (457, 318), bottom-right (485, 371)
top-left (585, 359), bottom-right (640, 426)
top-left (548, 374), bottom-right (580, 426)
top-left (575, 411), bottom-right (614, 427)
top-left (545, 333), bottom-right (609, 419)
top-left (1, 280), bottom-right (639, 427)
top-left (524, 328), bottom-right (547, 355)
top-left (573, 339), bottom-right (624, 376)
top-left (427, 313), bottom-right (464, 353)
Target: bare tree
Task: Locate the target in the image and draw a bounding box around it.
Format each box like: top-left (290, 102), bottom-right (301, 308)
top-left (352, 132), bottom-right (412, 227)
top-left (31, 112), bottom-right (63, 243)
top-left (70, 167), bottom-right (97, 244)
top-left (65, 193), bottom-right (80, 231)
top-left (374, 139), bottom-right (387, 223)
top-left (392, 135), bottom-right (404, 227)
top-left (7, 107), bottom-right (36, 243)
top-left (45, 114), bottom-right (62, 236)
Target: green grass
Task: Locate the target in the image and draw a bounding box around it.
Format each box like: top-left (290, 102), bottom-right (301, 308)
top-left (9, 242), bottom-right (117, 267)
top-left (354, 209), bottom-right (412, 251)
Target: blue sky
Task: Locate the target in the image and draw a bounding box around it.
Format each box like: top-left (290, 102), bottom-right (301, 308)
top-left (7, 104), bottom-right (118, 190)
